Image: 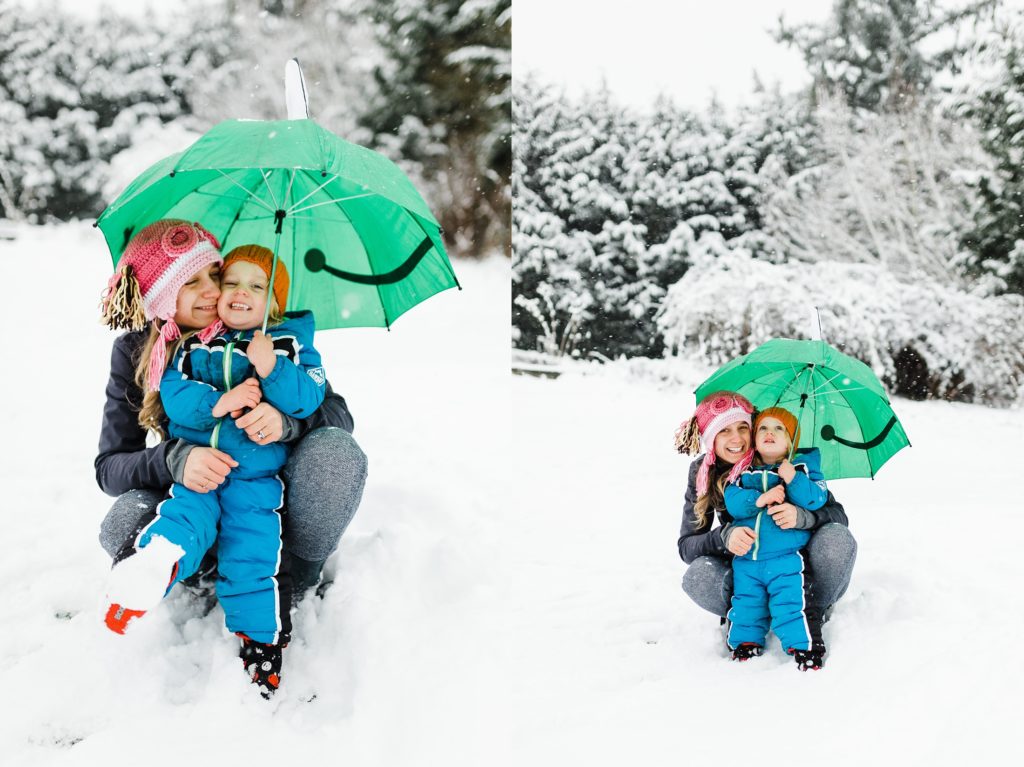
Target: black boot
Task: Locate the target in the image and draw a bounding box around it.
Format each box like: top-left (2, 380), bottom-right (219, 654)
top-left (290, 555), bottom-right (327, 602)
top-left (239, 635), bottom-right (287, 698)
top-left (790, 644), bottom-right (826, 671)
top-left (731, 643), bottom-right (763, 661)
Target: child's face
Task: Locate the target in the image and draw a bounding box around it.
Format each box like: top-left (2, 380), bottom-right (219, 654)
top-left (218, 261), bottom-right (270, 330)
top-left (755, 417), bottom-right (791, 463)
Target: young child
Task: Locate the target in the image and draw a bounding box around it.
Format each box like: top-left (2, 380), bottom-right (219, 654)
top-left (723, 406), bottom-right (828, 671)
top-left (103, 235), bottom-right (325, 698)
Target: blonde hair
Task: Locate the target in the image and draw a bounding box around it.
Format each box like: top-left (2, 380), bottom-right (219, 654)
top-left (132, 323), bottom-right (198, 439)
top-left (266, 298), bottom-right (285, 326)
top-left (693, 464), bottom-right (730, 529)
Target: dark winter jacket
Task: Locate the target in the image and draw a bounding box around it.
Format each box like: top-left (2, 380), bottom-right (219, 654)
top-left (677, 455), bottom-right (848, 564)
top-left (95, 318), bottom-right (355, 497)
top-left (723, 448), bottom-right (827, 561)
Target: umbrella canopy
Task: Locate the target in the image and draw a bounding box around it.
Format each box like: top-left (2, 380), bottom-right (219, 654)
top-left (695, 338), bottom-right (910, 479)
top-left (96, 119), bottom-right (459, 330)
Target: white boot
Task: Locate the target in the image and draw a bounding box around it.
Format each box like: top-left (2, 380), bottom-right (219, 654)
top-left (103, 535), bottom-right (185, 634)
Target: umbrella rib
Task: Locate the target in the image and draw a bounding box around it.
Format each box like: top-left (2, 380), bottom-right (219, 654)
top-left (289, 192), bottom-right (376, 215)
top-left (770, 362), bottom-right (810, 407)
top-left (808, 370), bottom-right (853, 397)
top-left (261, 169), bottom-right (281, 210)
top-left (285, 169), bottom-right (297, 210)
top-left (287, 173), bottom-right (339, 213)
top-left (285, 215), bottom-right (355, 224)
top-left (187, 190), bottom-right (263, 204)
top-left (215, 170), bottom-right (276, 214)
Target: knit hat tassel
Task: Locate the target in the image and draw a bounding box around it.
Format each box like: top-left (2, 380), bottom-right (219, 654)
top-left (696, 451), bottom-right (716, 497)
top-left (101, 266), bottom-right (147, 331)
top-left (673, 416), bottom-right (701, 455)
top-left (727, 450), bottom-right (754, 484)
top-left (147, 320), bottom-right (182, 392)
top-left (198, 320), bottom-right (225, 344)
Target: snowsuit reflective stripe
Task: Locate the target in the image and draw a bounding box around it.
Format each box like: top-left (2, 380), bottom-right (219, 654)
top-left (132, 312), bottom-right (325, 644)
top-left (728, 550), bottom-right (818, 651)
top-left (138, 472), bottom-right (287, 642)
top-left (724, 449), bottom-right (828, 651)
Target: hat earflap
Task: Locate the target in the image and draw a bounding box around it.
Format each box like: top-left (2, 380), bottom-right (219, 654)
top-left (101, 264), bottom-right (147, 331)
top-left (674, 416), bottom-right (702, 455)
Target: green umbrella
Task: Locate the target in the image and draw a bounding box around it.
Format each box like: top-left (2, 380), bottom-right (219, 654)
top-left (95, 118), bottom-right (459, 330)
top-left (695, 338), bottom-right (910, 479)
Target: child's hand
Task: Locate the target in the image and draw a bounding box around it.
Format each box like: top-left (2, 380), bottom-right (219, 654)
top-left (778, 459), bottom-right (797, 483)
top-left (725, 527), bottom-right (756, 557)
top-left (756, 485), bottom-right (786, 508)
top-left (212, 378), bottom-right (262, 417)
top-left (247, 330), bottom-right (276, 378)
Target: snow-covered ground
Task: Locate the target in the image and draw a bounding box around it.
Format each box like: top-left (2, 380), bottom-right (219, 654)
top-left (2, 223), bottom-right (1022, 765)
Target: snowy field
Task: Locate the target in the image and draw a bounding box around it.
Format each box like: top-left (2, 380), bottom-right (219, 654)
top-left (2, 223), bottom-right (1023, 765)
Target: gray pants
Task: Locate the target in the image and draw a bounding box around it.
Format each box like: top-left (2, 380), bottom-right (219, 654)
top-left (99, 427), bottom-right (368, 586)
top-left (681, 523), bottom-right (857, 617)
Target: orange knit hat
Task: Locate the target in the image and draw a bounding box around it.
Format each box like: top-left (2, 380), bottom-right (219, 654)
top-left (222, 244), bottom-right (290, 314)
top-left (754, 407), bottom-right (800, 451)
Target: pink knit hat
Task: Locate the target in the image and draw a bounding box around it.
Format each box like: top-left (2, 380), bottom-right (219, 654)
top-left (101, 219), bottom-right (223, 391)
top-left (674, 391), bottom-right (755, 497)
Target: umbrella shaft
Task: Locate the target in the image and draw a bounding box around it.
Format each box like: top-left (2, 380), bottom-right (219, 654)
top-left (263, 228), bottom-right (284, 334)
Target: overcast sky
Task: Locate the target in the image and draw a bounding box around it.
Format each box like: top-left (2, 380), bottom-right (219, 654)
top-left (513, 0), bottom-right (832, 111)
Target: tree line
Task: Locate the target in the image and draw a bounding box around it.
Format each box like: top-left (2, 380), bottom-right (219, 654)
top-left (513, 0), bottom-right (1024, 405)
top-left (0, 0), bottom-right (510, 258)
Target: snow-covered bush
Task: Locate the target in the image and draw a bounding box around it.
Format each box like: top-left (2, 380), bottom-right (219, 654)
top-left (657, 245), bottom-right (1024, 406)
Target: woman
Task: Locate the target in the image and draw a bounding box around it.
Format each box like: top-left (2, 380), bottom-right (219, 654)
top-left (95, 219), bottom-right (367, 599)
top-left (676, 391), bottom-right (856, 626)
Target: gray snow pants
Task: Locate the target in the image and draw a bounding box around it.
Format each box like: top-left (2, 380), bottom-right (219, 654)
top-left (99, 427), bottom-right (367, 591)
top-left (681, 523), bottom-right (857, 617)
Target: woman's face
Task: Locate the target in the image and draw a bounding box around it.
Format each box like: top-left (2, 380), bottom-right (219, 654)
top-left (173, 262), bottom-right (221, 330)
top-left (713, 421), bottom-right (751, 464)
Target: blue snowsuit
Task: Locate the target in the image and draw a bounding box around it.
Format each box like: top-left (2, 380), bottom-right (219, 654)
top-left (724, 448), bottom-right (828, 652)
top-left (134, 311), bottom-right (325, 644)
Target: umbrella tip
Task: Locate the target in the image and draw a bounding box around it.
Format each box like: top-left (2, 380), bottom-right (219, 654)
top-left (285, 58), bottom-right (310, 120)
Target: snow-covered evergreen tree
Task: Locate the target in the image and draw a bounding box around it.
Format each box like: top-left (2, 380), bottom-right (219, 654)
top-left (0, 1), bottom-right (231, 220)
top-left (359, 0), bottom-right (511, 256)
top-left (777, 0), bottom-right (997, 112)
top-left (511, 80), bottom-right (820, 359)
top-left (956, 15), bottom-right (1024, 295)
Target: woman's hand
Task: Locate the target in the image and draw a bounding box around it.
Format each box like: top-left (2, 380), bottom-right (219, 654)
top-left (726, 527), bottom-right (756, 556)
top-left (182, 446), bottom-right (238, 493)
top-left (212, 378), bottom-right (262, 417)
top-left (768, 502), bottom-right (800, 529)
top-left (234, 402), bottom-right (285, 445)
top-left (247, 330), bottom-right (276, 378)
top-left (778, 459), bottom-right (796, 483)
top-left (756, 485), bottom-right (786, 508)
